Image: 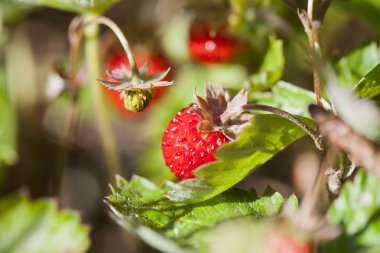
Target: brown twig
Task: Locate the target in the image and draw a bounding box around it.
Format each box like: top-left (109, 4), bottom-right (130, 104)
top-left (242, 104), bottom-right (324, 151)
top-left (298, 8), bottom-right (322, 107)
top-left (309, 105), bottom-right (380, 178)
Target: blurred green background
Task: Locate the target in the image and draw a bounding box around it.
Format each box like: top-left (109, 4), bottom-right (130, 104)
top-left (0, 0), bottom-right (379, 252)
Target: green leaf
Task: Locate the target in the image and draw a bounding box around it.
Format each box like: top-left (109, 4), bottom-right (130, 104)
top-left (251, 81), bottom-right (330, 118)
top-left (165, 114), bottom-right (311, 203)
top-left (162, 13), bottom-right (192, 63)
top-left (335, 42), bottom-right (380, 89)
top-left (0, 1), bottom-right (34, 24)
top-left (355, 63), bottom-right (380, 99)
top-left (6, 0), bottom-right (119, 13)
top-left (106, 175), bottom-right (289, 252)
top-left (328, 84), bottom-right (380, 144)
top-left (328, 170), bottom-right (380, 234)
top-left (286, 194), bottom-right (299, 210)
top-left (0, 193), bottom-right (90, 253)
top-left (0, 70), bottom-right (17, 167)
top-left (325, 170), bottom-right (380, 252)
top-left (249, 37), bottom-right (284, 91)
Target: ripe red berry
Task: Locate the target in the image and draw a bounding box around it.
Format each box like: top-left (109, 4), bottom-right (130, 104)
top-left (103, 52), bottom-right (172, 114)
top-left (189, 24), bottom-right (241, 63)
top-left (162, 105), bottom-right (229, 179)
top-left (162, 86), bottom-right (253, 179)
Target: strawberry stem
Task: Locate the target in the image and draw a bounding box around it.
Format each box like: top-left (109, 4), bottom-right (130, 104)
top-left (83, 13), bottom-right (121, 182)
top-left (243, 104), bottom-right (324, 151)
top-left (85, 16), bottom-right (141, 79)
top-left (307, 0), bottom-right (314, 22)
top-left (67, 16), bottom-right (84, 83)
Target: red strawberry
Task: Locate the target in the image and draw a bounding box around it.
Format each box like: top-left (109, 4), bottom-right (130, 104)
top-left (162, 105), bottom-right (229, 178)
top-left (162, 86), bottom-right (253, 179)
top-left (189, 24), bottom-right (242, 64)
top-left (103, 51), bottom-right (172, 114)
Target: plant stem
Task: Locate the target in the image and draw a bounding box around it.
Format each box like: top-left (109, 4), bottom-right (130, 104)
top-left (83, 13), bottom-right (121, 182)
top-left (307, 0), bottom-right (322, 106)
top-left (68, 16), bottom-right (83, 81)
top-left (307, 0), bottom-right (314, 21)
top-left (85, 16), bottom-right (140, 79)
top-left (309, 24), bottom-right (323, 107)
top-left (313, 71), bottom-right (322, 106)
top-left (243, 104), bottom-right (324, 151)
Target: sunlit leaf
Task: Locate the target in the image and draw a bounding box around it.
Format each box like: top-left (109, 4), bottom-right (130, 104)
top-left (335, 42), bottom-right (380, 89)
top-left (106, 175), bottom-right (289, 252)
top-left (0, 193), bottom-right (90, 253)
top-left (249, 37), bottom-right (284, 91)
top-left (0, 1), bottom-right (33, 23)
top-left (165, 115), bottom-right (311, 203)
top-left (355, 63), bottom-right (380, 99)
top-left (251, 81), bottom-right (330, 117)
top-left (8, 0), bottom-right (119, 13)
top-left (323, 170), bottom-right (380, 253)
top-left (0, 70), bottom-right (17, 167)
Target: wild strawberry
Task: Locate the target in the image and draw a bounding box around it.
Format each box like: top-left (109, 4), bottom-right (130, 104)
top-left (189, 23), bottom-right (242, 64)
top-left (162, 105), bottom-right (228, 179)
top-left (162, 85), bottom-right (253, 179)
top-left (99, 51), bottom-right (173, 113)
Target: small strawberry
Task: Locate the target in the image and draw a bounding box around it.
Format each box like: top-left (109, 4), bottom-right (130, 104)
top-left (162, 85), bottom-right (253, 179)
top-left (99, 51), bottom-right (173, 112)
top-left (189, 23), bottom-right (242, 64)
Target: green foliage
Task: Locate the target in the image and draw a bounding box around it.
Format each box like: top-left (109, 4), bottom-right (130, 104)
top-left (249, 37), bottom-right (284, 91)
top-left (6, 0), bottom-right (119, 14)
top-left (206, 218), bottom-right (266, 253)
top-left (287, 194), bottom-right (299, 210)
top-left (251, 81), bottom-right (330, 117)
top-left (0, 71), bottom-right (17, 167)
top-left (0, 1), bottom-right (33, 23)
top-left (165, 115), bottom-right (311, 203)
top-left (324, 170), bottom-right (380, 253)
top-left (328, 84), bottom-right (380, 144)
top-left (335, 43), bottom-right (380, 89)
top-left (332, 43), bottom-right (380, 142)
top-left (228, 0), bottom-right (289, 53)
top-left (0, 70), bottom-right (17, 190)
top-left (106, 175), bottom-right (289, 252)
top-left (355, 63), bottom-right (380, 99)
top-left (162, 13), bottom-right (192, 63)
top-left (0, 193), bottom-right (90, 253)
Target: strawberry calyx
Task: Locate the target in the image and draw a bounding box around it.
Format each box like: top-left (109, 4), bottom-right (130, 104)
top-left (98, 64), bottom-right (172, 112)
top-left (91, 16), bottom-right (173, 112)
top-left (193, 85), bottom-right (253, 140)
top-left (103, 52), bottom-right (172, 115)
